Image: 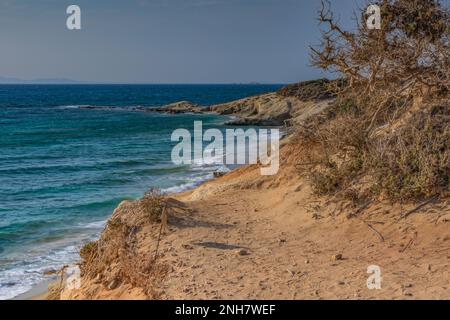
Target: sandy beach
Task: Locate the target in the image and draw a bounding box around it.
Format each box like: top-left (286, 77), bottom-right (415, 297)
top-left (13, 279), bottom-right (55, 300)
top-left (53, 140), bottom-right (449, 300)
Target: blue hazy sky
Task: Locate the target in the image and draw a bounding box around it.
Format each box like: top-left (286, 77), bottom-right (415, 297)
top-left (0, 0), bottom-right (365, 83)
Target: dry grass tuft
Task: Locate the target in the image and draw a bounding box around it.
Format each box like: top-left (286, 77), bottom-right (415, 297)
top-left (78, 188), bottom-right (170, 298)
top-left (140, 188), bottom-right (165, 223)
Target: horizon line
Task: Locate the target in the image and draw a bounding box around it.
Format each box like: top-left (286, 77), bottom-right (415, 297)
top-left (0, 82), bottom-right (289, 85)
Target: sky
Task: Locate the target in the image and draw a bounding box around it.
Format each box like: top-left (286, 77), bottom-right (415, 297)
top-left (0, 0), bottom-right (366, 84)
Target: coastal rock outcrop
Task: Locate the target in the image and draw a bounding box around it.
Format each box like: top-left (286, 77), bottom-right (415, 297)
top-left (208, 93), bottom-right (295, 126)
top-left (155, 91), bottom-right (333, 127)
top-left (153, 101), bottom-right (204, 114)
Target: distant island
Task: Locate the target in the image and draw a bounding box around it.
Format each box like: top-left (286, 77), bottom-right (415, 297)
top-left (0, 76), bottom-right (85, 84)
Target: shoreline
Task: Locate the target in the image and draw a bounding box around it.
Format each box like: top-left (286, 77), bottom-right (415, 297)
top-left (12, 278), bottom-right (56, 300)
top-left (14, 136), bottom-right (240, 300)
top-left (2, 84), bottom-right (287, 301)
top-left (13, 84), bottom-right (341, 300)
top-left (8, 112), bottom-right (241, 300)
top-left (14, 171), bottom-right (223, 300)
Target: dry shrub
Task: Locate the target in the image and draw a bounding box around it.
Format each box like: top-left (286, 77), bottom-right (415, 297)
top-left (78, 188), bottom-right (169, 298)
top-left (113, 221), bottom-right (168, 298)
top-left (303, 99), bottom-right (449, 201)
top-left (311, 0), bottom-right (449, 96)
top-left (298, 0), bottom-right (449, 202)
top-left (140, 188), bottom-right (165, 223)
top-left (277, 78), bottom-right (336, 101)
top-left (367, 103), bottom-right (449, 200)
top-left (80, 241), bottom-right (97, 261)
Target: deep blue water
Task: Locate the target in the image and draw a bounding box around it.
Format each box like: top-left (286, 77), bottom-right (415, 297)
top-left (0, 84), bottom-right (282, 299)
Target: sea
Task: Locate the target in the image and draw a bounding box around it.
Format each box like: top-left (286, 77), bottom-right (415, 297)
top-left (0, 84), bottom-right (282, 299)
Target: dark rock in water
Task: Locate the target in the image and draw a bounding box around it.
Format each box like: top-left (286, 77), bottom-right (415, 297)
top-left (213, 167), bottom-right (230, 178)
top-left (43, 268), bottom-right (58, 276)
top-left (154, 101), bottom-right (204, 114)
top-left (79, 105), bottom-right (97, 110)
top-left (213, 171), bottom-right (226, 178)
top-left (1, 281), bottom-right (18, 288)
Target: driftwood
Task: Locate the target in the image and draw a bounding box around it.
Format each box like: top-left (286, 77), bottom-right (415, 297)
top-left (401, 196), bottom-right (439, 219)
top-left (153, 198), bottom-right (188, 261)
top-left (153, 206), bottom-right (168, 261)
top-left (399, 238), bottom-right (414, 253)
top-left (362, 220), bottom-right (384, 242)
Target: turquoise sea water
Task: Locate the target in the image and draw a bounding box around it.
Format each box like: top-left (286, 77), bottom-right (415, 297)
top-left (0, 84), bottom-right (282, 299)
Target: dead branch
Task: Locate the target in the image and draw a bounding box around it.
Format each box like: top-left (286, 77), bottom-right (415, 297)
top-left (362, 220), bottom-right (385, 242)
top-left (401, 195), bottom-right (439, 219)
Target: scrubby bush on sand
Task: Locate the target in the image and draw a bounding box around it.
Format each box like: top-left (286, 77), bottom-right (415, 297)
top-left (298, 0), bottom-right (449, 202)
top-left (78, 188), bottom-right (169, 298)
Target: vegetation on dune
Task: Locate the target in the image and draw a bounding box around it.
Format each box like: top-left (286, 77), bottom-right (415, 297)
top-left (277, 78), bottom-right (336, 101)
top-left (297, 0), bottom-right (449, 202)
top-left (78, 189), bottom-right (169, 298)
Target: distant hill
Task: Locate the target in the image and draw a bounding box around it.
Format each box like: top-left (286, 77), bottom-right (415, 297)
top-left (0, 76), bottom-right (85, 84)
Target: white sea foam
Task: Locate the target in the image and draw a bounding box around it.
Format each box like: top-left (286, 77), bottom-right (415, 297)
top-left (1, 160), bottom-right (224, 300)
top-left (1, 166), bottom-right (222, 300)
top-left (1, 141), bottom-right (235, 300)
top-left (0, 225), bottom-right (104, 300)
top-left (79, 220), bottom-right (107, 229)
top-left (1, 147), bottom-right (233, 300)
top-left (162, 173), bottom-right (214, 194)
top-left (56, 105), bottom-right (89, 109)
